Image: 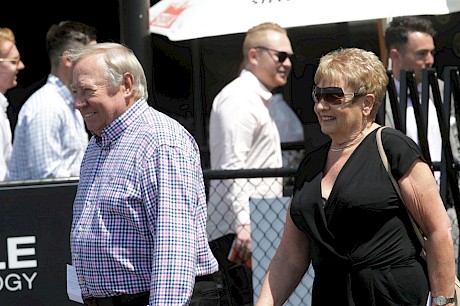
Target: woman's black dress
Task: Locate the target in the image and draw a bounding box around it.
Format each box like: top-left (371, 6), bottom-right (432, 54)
top-left (291, 128), bottom-right (430, 306)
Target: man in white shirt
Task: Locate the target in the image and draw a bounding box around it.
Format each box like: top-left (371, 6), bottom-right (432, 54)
top-left (207, 21), bottom-right (293, 304)
top-left (0, 28), bottom-right (25, 181)
top-left (8, 21), bottom-right (96, 181)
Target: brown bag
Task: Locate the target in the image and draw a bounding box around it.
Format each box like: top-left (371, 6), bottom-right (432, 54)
top-left (376, 126), bottom-right (460, 306)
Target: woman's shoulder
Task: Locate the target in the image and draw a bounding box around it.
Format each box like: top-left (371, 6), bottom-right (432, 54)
top-left (380, 125), bottom-right (405, 137)
top-left (380, 126), bottom-right (419, 149)
top-left (301, 141), bottom-right (330, 165)
top-left (379, 126), bottom-right (425, 180)
top-left (293, 141), bottom-right (330, 189)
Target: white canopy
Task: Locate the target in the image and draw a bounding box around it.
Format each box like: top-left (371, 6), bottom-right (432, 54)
top-left (149, 0), bottom-right (460, 41)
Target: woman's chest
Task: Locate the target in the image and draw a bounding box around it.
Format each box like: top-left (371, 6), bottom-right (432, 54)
top-left (321, 153), bottom-right (351, 199)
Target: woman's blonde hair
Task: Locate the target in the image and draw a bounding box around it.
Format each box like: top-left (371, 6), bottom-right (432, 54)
top-left (0, 28), bottom-right (16, 55)
top-left (315, 48), bottom-right (388, 118)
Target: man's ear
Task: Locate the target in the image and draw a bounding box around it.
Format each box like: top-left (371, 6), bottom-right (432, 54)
top-left (121, 72), bottom-right (134, 96)
top-left (388, 48), bottom-right (400, 63)
top-left (248, 48), bottom-right (258, 65)
top-left (62, 50), bottom-right (73, 68)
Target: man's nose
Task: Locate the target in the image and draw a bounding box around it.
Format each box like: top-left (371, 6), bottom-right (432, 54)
top-left (425, 52), bottom-right (434, 65)
top-left (74, 96), bottom-right (87, 109)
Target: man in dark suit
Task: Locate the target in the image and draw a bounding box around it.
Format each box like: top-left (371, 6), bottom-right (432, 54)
top-left (384, 15), bottom-right (460, 276)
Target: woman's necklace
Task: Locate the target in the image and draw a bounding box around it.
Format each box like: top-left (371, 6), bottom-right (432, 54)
top-left (330, 124), bottom-right (372, 152)
top-left (330, 140), bottom-right (362, 152)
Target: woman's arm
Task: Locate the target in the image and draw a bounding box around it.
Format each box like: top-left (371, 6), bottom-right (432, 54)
top-left (256, 203), bottom-right (311, 306)
top-left (398, 159), bottom-right (456, 301)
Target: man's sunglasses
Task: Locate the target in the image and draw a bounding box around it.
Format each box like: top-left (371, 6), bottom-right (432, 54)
top-left (255, 46), bottom-right (293, 63)
top-left (312, 86), bottom-right (364, 105)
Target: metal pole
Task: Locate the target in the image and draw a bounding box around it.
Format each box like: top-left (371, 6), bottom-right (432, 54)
top-left (191, 39), bottom-right (206, 149)
top-left (118, 0), bottom-right (155, 107)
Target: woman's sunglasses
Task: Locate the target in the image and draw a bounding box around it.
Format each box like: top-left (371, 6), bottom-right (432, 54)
top-left (0, 56), bottom-right (21, 67)
top-left (312, 86), bottom-right (364, 105)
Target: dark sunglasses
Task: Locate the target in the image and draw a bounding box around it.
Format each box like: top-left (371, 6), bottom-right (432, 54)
top-left (255, 46), bottom-right (293, 63)
top-left (312, 86), bottom-right (364, 105)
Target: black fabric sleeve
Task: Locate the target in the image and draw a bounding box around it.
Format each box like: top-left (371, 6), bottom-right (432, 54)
top-left (381, 127), bottom-right (426, 181)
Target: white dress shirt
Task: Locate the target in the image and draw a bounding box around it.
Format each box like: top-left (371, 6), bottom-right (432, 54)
top-left (394, 79), bottom-right (442, 184)
top-left (207, 69), bottom-right (283, 241)
top-left (8, 74), bottom-right (88, 180)
top-left (0, 93), bottom-right (12, 181)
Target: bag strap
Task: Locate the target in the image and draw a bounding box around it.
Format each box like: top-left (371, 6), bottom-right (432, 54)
top-left (376, 126), bottom-right (427, 248)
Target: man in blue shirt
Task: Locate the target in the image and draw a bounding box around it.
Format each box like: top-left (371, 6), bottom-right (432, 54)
top-left (8, 21), bottom-right (96, 180)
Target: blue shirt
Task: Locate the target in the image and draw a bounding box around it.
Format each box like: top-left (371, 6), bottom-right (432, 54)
top-left (71, 99), bottom-right (218, 305)
top-left (8, 74), bottom-right (88, 180)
